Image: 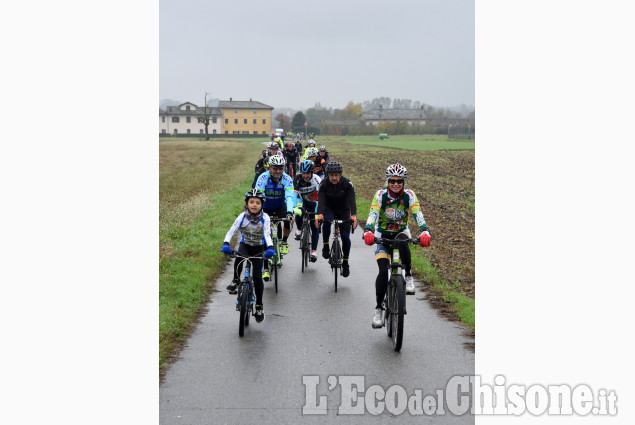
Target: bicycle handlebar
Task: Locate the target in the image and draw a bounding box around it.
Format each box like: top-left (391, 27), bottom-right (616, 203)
top-left (373, 237), bottom-right (420, 246)
top-left (317, 218), bottom-right (356, 234)
top-left (226, 251), bottom-right (267, 260)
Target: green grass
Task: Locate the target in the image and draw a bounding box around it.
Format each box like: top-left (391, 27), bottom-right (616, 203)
top-left (316, 135), bottom-right (474, 151)
top-left (409, 248), bottom-right (475, 328)
top-left (160, 139), bottom-right (261, 372)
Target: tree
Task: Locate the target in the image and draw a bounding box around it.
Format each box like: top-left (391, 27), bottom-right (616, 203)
top-left (291, 111), bottom-right (307, 130)
top-left (276, 113), bottom-right (291, 129)
top-left (201, 92), bottom-right (214, 140)
top-left (340, 101), bottom-right (363, 120)
top-left (305, 107), bottom-right (331, 125)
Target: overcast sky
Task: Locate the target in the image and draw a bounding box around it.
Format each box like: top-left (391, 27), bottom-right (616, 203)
top-left (160, 0), bottom-right (474, 110)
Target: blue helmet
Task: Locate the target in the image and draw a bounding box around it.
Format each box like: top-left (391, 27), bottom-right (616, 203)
top-left (300, 159), bottom-right (315, 173)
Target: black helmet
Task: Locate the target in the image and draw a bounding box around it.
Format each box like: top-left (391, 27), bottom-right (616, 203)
top-left (245, 189), bottom-right (266, 204)
top-left (325, 161), bottom-right (343, 174)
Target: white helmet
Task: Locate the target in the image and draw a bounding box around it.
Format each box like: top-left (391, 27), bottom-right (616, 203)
top-left (268, 155), bottom-right (286, 166)
top-left (385, 163), bottom-right (407, 179)
top-left (306, 147), bottom-right (318, 157)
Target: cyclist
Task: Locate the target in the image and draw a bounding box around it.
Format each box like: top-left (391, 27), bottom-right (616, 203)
top-left (295, 140), bottom-right (303, 157)
top-left (302, 139), bottom-right (316, 160)
top-left (254, 155), bottom-right (296, 280)
top-left (305, 147), bottom-right (326, 177)
top-left (362, 163), bottom-right (431, 328)
top-left (293, 159), bottom-right (323, 262)
top-left (283, 142), bottom-right (299, 177)
top-left (317, 145), bottom-right (331, 164)
top-left (315, 161), bottom-right (357, 277)
top-left (221, 189), bottom-right (276, 322)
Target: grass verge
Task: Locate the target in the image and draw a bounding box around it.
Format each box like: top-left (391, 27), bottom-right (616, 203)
top-left (160, 139), bottom-right (263, 376)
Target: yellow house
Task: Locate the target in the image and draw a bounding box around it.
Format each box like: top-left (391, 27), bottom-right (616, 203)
top-left (219, 99), bottom-right (273, 135)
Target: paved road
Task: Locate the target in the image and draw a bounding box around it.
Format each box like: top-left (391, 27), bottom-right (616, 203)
top-left (160, 228), bottom-right (474, 424)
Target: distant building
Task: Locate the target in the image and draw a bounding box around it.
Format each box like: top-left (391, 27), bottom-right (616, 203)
top-left (361, 107), bottom-right (428, 126)
top-left (218, 98), bottom-right (273, 135)
top-left (159, 102), bottom-right (222, 135)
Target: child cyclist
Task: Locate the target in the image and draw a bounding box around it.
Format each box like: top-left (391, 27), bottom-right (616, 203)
top-left (221, 189), bottom-right (276, 322)
top-left (293, 159), bottom-right (323, 262)
top-left (362, 163), bottom-right (431, 328)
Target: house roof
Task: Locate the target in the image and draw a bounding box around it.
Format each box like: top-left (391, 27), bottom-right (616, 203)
top-left (362, 108), bottom-right (428, 120)
top-left (219, 100), bottom-right (273, 110)
top-left (164, 105), bottom-right (221, 116)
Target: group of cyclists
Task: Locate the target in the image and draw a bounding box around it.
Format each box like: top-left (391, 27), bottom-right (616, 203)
top-left (222, 137), bottom-right (431, 326)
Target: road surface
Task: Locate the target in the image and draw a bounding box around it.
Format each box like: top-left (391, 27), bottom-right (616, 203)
top-left (160, 227), bottom-right (474, 424)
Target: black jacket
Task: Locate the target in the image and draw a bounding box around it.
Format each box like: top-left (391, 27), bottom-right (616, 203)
top-left (317, 176), bottom-right (356, 215)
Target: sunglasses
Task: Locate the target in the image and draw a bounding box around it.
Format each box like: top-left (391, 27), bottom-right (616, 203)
top-left (270, 166), bottom-right (284, 171)
top-left (388, 179), bottom-right (404, 184)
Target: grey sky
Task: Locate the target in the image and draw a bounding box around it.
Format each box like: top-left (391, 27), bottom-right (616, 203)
top-left (160, 0), bottom-right (474, 110)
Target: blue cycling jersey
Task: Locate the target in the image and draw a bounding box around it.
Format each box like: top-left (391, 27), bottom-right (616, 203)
top-left (254, 170), bottom-right (296, 212)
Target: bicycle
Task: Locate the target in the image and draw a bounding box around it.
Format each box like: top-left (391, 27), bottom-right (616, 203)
top-left (298, 210), bottom-right (318, 272)
top-left (374, 236), bottom-right (420, 352)
top-left (318, 218), bottom-right (355, 292)
top-left (268, 217), bottom-right (292, 293)
top-left (225, 251), bottom-right (266, 337)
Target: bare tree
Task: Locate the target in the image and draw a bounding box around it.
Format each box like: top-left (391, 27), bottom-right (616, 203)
top-left (200, 92), bottom-right (214, 140)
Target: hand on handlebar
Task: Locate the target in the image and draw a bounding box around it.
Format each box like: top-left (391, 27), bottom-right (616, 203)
top-left (419, 231), bottom-right (431, 247)
top-left (221, 243), bottom-right (232, 254)
top-left (363, 231), bottom-right (375, 246)
top-left (264, 246), bottom-right (277, 259)
top-left (315, 214), bottom-right (323, 229)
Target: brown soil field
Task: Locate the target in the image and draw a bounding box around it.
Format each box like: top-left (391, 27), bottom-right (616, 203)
top-left (328, 144), bottom-right (475, 302)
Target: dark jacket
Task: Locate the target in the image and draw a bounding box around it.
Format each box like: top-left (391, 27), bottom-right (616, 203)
top-left (317, 176), bottom-right (356, 215)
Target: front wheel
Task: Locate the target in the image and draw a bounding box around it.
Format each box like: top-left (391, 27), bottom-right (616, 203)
top-left (238, 286), bottom-right (249, 337)
top-left (391, 276), bottom-right (406, 351)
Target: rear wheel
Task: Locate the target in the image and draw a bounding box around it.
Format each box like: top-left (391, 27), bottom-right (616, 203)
top-left (238, 286), bottom-right (249, 337)
top-left (244, 287), bottom-right (252, 327)
top-left (391, 276), bottom-right (406, 351)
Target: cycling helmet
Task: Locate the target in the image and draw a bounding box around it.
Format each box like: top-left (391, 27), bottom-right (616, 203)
top-left (261, 149), bottom-right (269, 157)
top-left (319, 145), bottom-right (326, 151)
top-left (385, 163), bottom-right (408, 179)
top-left (307, 139), bottom-right (315, 145)
top-left (325, 161), bottom-right (343, 174)
top-left (300, 159), bottom-right (315, 173)
top-left (286, 142), bottom-right (295, 148)
top-left (268, 141), bottom-right (279, 149)
top-left (245, 188), bottom-right (266, 204)
top-left (268, 155), bottom-right (286, 166)
top-left (306, 147), bottom-right (318, 157)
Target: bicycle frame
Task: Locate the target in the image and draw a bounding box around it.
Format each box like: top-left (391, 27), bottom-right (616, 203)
top-left (319, 218), bottom-right (355, 292)
top-left (227, 251), bottom-right (265, 337)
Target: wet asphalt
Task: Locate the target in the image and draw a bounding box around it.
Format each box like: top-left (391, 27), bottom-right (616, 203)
top-left (160, 228), bottom-right (475, 424)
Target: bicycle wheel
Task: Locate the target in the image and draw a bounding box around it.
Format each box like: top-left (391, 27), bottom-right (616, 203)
top-left (239, 285), bottom-right (249, 337)
top-left (331, 239), bottom-right (341, 292)
top-left (385, 293), bottom-right (392, 337)
top-left (391, 276), bottom-right (406, 351)
top-left (244, 286), bottom-right (252, 327)
top-left (274, 243), bottom-right (279, 293)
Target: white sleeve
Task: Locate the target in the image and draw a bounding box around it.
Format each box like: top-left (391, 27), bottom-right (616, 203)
top-left (263, 213), bottom-right (274, 247)
top-left (224, 213), bottom-right (244, 243)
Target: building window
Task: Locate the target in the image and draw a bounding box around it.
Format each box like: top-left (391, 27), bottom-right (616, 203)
top-left (243, 131), bottom-right (249, 134)
top-left (212, 117), bottom-right (217, 123)
top-left (225, 131), bottom-right (228, 134)
top-left (213, 129), bottom-right (217, 134)
top-left (233, 131), bottom-right (240, 134)
top-left (253, 131), bottom-right (258, 135)
top-left (234, 109), bottom-right (238, 113)
top-left (262, 131), bottom-right (266, 135)
top-left (174, 129), bottom-right (178, 134)
top-left (253, 119), bottom-right (257, 124)
top-left (225, 118), bottom-right (228, 124)
top-left (162, 129), bottom-right (166, 134)
top-left (262, 119), bottom-right (266, 124)
top-left (187, 129), bottom-right (191, 134)
top-left (253, 109), bottom-right (257, 114)
top-left (234, 119), bottom-right (238, 124)
top-left (200, 129), bottom-right (204, 134)
top-left (186, 105), bottom-right (191, 111)
top-left (172, 117), bottom-right (179, 123)
top-left (186, 116), bottom-right (191, 123)
top-left (244, 119), bottom-right (247, 124)
top-left (162, 117), bottom-right (165, 122)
